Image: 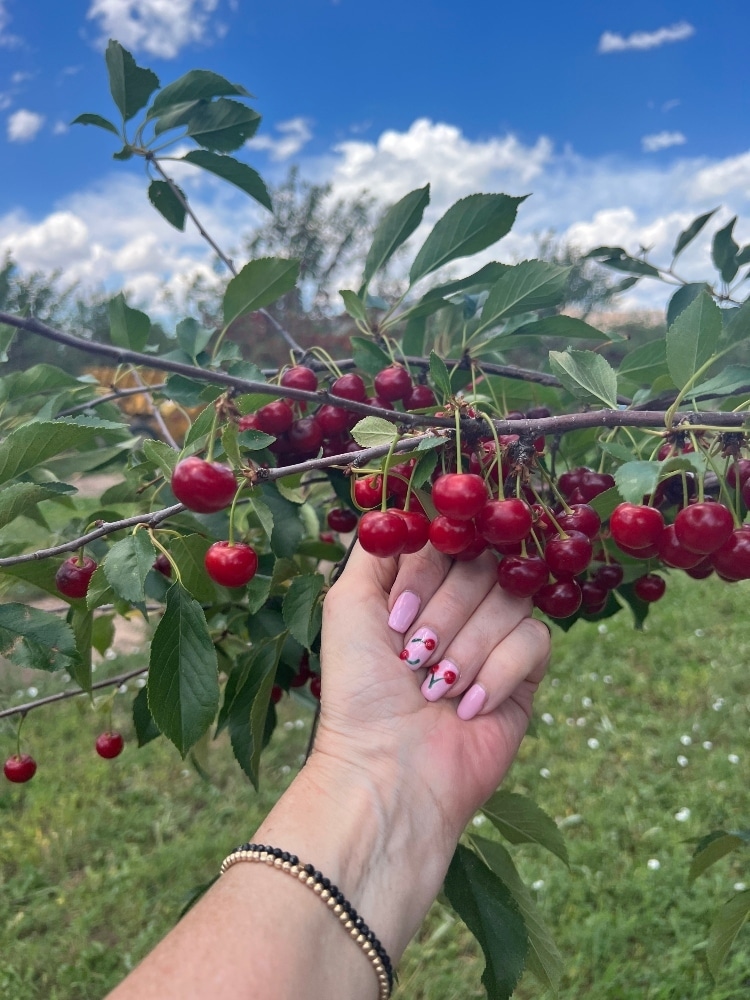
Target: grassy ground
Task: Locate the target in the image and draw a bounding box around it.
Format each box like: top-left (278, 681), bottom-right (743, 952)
top-left (1, 573), bottom-right (749, 999)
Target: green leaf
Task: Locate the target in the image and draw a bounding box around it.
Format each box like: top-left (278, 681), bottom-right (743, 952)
top-left (339, 289), bottom-right (369, 324)
top-left (686, 364), bottom-right (750, 400)
top-left (108, 292), bottom-right (151, 351)
top-left (613, 461), bottom-right (660, 503)
top-left (223, 258), bottom-right (300, 327)
top-left (0, 363), bottom-right (80, 403)
top-left (591, 250), bottom-right (661, 278)
top-left (409, 194), bottom-right (526, 286)
top-left (238, 428), bottom-right (276, 451)
top-left (181, 150), bottom-right (272, 211)
top-left (183, 405), bottom-right (217, 450)
top-left (667, 282), bottom-right (711, 330)
top-left (169, 534), bottom-right (217, 603)
top-left (666, 291), bottom-right (722, 389)
top-left (142, 439), bottom-right (179, 478)
top-left (481, 790), bottom-right (569, 867)
top-left (70, 112), bottom-right (120, 136)
top-left (85, 565), bottom-right (114, 610)
top-left (689, 830), bottom-right (750, 882)
top-left (148, 69), bottom-right (251, 116)
top-left (103, 532), bottom-right (156, 606)
top-left (0, 603), bottom-right (77, 672)
top-left (148, 583), bottom-right (219, 757)
top-left (147, 180), bottom-right (186, 231)
top-left (720, 296), bottom-right (750, 349)
top-left (133, 685), bottom-right (162, 746)
top-left (0, 482), bottom-right (75, 530)
top-left (228, 634), bottom-right (285, 789)
top-left (707, 890), bottom-right (750, 978)
top-left (429, 351), bottom-right (452, 398)
top-left (617, 340), bottom-right (670, 387)
top-left (475, 261), bottom-right (570, 335)
top-left (712, 216), bottom-right (740, 284)
top-left (105, 40), bottom-right (159, 122)
top-left (507, 314), bottom-right (619, 342)
top-left (350, 336), bottom-right (392, 375)
top-left (91, 614), bottom-right (115, 656)
top-left (0, 420), bottom-right (120, 487)
top-left (548, 350), bottom-right (618, 408)
top-left (69, 608), bottom-right (93, 693)
top-left (402, 262), bottom-right (510, 322)
top-left (261, 485), bottom-right (305, 559)
top-left (443, 844), bottom-right (527, 1000)
top-left (588, 486), bottom-right (623, 523)
top-left (245, 573), bottom-right (272, 614)
top-left (362, 184), bottom-right (430, 289)
top-left (0, 321), bottom-right (16, 361)
top-left (282, 574), bottom-right (325, 648)
top-left (351, 416), bottom-right (399, 448)
top-left (183, 98), bottom-right (261, 153)
top-left (672, 209), bottom-right (718, 260)
top-left (471, 836), bottom-right (563, 994)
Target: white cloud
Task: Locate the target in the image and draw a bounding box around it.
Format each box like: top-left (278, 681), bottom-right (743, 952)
top-left (0, 0), bottom-right (21, 47)
top-left (661, 99), bottom-right (680, 113)
top-left (53, 121), bottom-right (69, 136)
top-left (7, 109), bottom-right (45, 143)
top-left (598, 21), bottom-right (695, 54)
top-left (86, 0), bottom-right (222, 59)
top-left (11, 71), bottom-right (32, 85)
top-left (642, 131), bottom-right (686, 153)
top-left (248, 117), bottom-right (314, 162)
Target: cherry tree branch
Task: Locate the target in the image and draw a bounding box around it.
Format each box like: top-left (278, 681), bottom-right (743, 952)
top-left (0, 667), bottom-right (148, 720)
top-left (57, 382), bottom-right (168, 417)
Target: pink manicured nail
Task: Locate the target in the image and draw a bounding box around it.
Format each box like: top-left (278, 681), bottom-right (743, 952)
top-left (388, 591), bottom-right (420, 633)
top-left (399, 627), bottom-right (438, 670)
top-left (421, 660), bottom-right (460, 702)
top-left (457, 683), bottom-right (487, 721)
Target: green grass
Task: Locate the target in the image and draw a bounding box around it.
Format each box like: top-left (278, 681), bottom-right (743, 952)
top-left (1, 574), bottom-right (749, 999)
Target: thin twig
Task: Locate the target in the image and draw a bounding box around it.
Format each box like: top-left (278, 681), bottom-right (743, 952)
top-left (57, 383), bottom-right (168, 417)
top-left (0, 667), bottom-right (148, 720)
top-left (128, 366), bottom-right (180, 450)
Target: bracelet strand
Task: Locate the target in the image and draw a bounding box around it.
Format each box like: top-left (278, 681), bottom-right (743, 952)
top-left (220, 842), bottom-right (393, 999)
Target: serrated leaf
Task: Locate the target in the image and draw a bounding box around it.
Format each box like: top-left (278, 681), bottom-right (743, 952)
top-left (0, 482), bottom-right (75, 530)
top-left (223, 258), bottom-right (300, 327)
top-left (147, 180), bottom-right (186, 231)
top-left (481, 790), bottom-right (569, 867)
top-left (588, 486), bottom-right (623, 522)
top-left (429, 351), bottom-right (452, 398)
top-left (402, 263), bottom-right (510, 323)
top-left (707, 890), bottom-right (750, 978)
top-left (475, 261), bottom-right (570, 336)
top-left (689, 830), bottom-right (750, 883)
top-left (0, 420), bottom-right (119, 487)
top-left (169, 534), bottom-right (217, 603)
top-left (238, 428), bottom-right (276, 451)
top-left (548, 350), bottom-right (618, 408)
top-left (71, 112), bottom-right (120, 135)
top-left (595, 252), bottom-right (661, 278)
top-left (673, 209), bottom-right (718, 260)
top-left (183, 405), bottom-right (217, 450)
top-left (350, 336), bottom-right (392, 375)
top-left (471, 836), bottom-right (563, 994)
top-left (686, 364), bottom-right (750, 400)
top-left (91, 614), bottom-right (115, 656)
top-left (0, 604), bottom-right (77, 672)
top-left (142, 438), bottom-right (178, 479)
top-left (148, 583), bottom-right (219, 757)
top-left (666, 291), bottom-right (722, 389)
top-left (246, 496), bottom-right (274, 542)
top-left (85, 565), bottom-right (114, 610)
top-left (617, 340), bottom-right (670, 386)
top-left (351, 416), bottom-right (399, 448)
top-left (362, 184), bottom-right (430, 289)
top-left (133, 684), bottom-right (162, 746)
top-left (69, 608), bottom-right (93, 693)
top-left (666, 282), bottom-right (711, 331)
top-left (103, 532), bottom-right (156, 605)
top-left (412, 448), bottom-right (439, 487)
top-left (509, 314), bottom-right (619, 341)
top-left (339, 289), bottom-right (369, 324)
top-left (613, 461), bottom-right (661, 503)
top-left (148, 69), bottom-right (251, 117)
top-left (282, 574), bottom-right (325, 648)
top-left (261, 485), bottom-right (304, 559)
top-left (181, 150), bottom-right (271, 211)
top-left (183, 98), bottom-right (261, 153)
top-left (221, 423), bottom-right (241, 470)
top-left (245, 573), bottom-right (272, 614)
top-left (443, 844), bottom-right (527, 1000)
top-left (108, 292), bottom-right (151, 352)
top-left (720, 297), bottom-right (750, 349)
top-left (0, 364), bottom-right (80, 403)
top-left (228, 634), bottom-right (285, 788)
top-left (410, 193), bottom-right (525, 286)
top-left (712, 216), bottom-right (740, 284)
top-left (105, 40), bottom-right (159, 122)
top-left (175, 317), bottom-right (213, 359)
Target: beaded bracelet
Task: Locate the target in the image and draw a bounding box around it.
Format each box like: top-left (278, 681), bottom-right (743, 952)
top-left (220, 842), bottom-right (393, 999)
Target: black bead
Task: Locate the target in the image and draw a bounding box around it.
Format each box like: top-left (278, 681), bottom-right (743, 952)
top-left (281, 851), bottom-right (290, 862)
top-left (304, 863), bottom-right (315, 875)
top-left (272, 848), bottom-right (282, 858)
top-left (313, 870), bottom-right (323, 882)
top-left (349, 908), bottom-right (358, 920)
top-left (290, 854), bottom-right (299, 866)
top-left (321, 876), bottom-right (331, 889)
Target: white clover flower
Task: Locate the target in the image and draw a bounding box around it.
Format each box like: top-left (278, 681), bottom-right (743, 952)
top-left (532, 879), bottom-right (545, 891)
top-left (597, 624), bottom-right (608, 635)
top-left (733, 882), bottom-right (746, 892)
top-left (603, 675), bottom-right (613, 684)
top-left (26, 686), bottom-right (38, 698)
top-left (105, 648), bottom-right (117, 660)
top-left (674, 807), bottom-right (691, 822)
top-left (471, 815), bottom-right (486, 827)
top-left (713, 698), bottom-right (725, 711)
top-left (541, 712), bottom-right (554, 725)
top-left (728, 754), bottom-right (740, 764)
top-left (136, 677), bottom-right (147, 688)
top-left (680, 735), bottom-right (692, 746)
top-left (540, 767), bottom-right (551, 779)
top-left (702, 741), bottom-right (713, 750)
top-left (582, 696), bottom-right (593, 708)
top-left (587, 738), bottom-right (600, 750)
top-left (576, 717), bottom-right (587, 727)
top-left (294, 719), bottom-right (305, 729)
top-left (694, 628), bottom-right (705, 637)
top-left (647, 858), bottom-right (661, 870)
top-left (677, 755), bottom-right (689, 767)
top-left (118, 684), bottom-right (128, 694)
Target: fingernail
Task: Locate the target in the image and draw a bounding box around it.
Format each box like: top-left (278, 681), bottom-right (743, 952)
top-left (457, 683), bottom-right (487, 721)
top-left (421, 660), bottom-right (460, 702)
top-left (388, 591), bottom-right (420, 633)
top-left (399, 627), bottom-right (438, 670)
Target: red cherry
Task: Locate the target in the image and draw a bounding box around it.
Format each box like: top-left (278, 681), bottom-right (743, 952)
top-left (357, 510), bottom-right (408, 558)
top-left (577, 471), bottom-right (616, 502)
top-left (656, 524), bottom-right (706, 569)
top-left (609, 503), bottom-right (665, 550)
top-left (555, 503), bottom-right (601, 539)
top-left (674, 502), bottom-right (734, 555)
top-left (353, 474), bottom-right (391, 510)
top-left (526, 406), bottom-right (551, 420)
top-left (452, 535), bottom-right (489, 562)
top-left (327, 508), bottom-right (358, 533)
top-left (287, 417), bottom-right (324, 458)
top-left (171, 457), bottom-right (237, 513)
top-left (153, 553), bottom-right (172, 578)
top-left (404, 384), bottom-right (437, 410)
top-left (314, 404), bottom-right (350, 439)
top-left (271, 684), bottom-right (284, 704)
top-left (331, 373), bottom-right (367, 402)
top-left (374, 365), bottom-right (413, 402)
top-left (432, 473), bottom-right (488, 520)
top-left (633, 574), bottom-right (666, 602)
top-left (3, 753), bottom-right (37, 783)
top-left (55, 555), bottom-right (98, 599)
top-left (534, 579), bottom-right (583, 619)
top-left (581, 579), bottom-right (608, 611)
top-left (290, 653), bottom-right (311, 688)
top-left (428, 515), bottom-right (477, 555)
top-left (711, 526), bottom-right (750, 581)
top-left (544, 531), bottom-right (593, 579)
top-left (684, 556), bottom-right (714, 580)
top-left (366, 395), bottom-right (395, 411)
top-left (743, 478), bottom-right (750, 509)
top-left (238, 413), bottom-right (261, 432)
top-left (255, 399), bottom-right (294, 436)
top-left (497, 555), bottom-right (549, 597)
top-left (309, 675), bottom-right (322, 700)
top-left (475, 498), bottom-right (533, 545)
top-left (204, 541), bottom-right (259, 587)
top-left (280, 365), bottom-right (318, 392)
top-left (95, 731), bottom-right (124, 759)
top-left (727, 459), bottom-right (750, 489)
top-left (593, 562), bottom-right (624, 590)
top-left (391, 509), bottom-right (430, 553)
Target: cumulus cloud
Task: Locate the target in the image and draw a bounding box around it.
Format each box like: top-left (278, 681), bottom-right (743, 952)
top-left (7, 109), bottom-right (45, 143)
top-left (0, 0), bottom-right (21, 47)
top-left (248, 117), bottom-right (314, 162)
top-left (642, 131), bottom-right (686, 153)
top-left (86, 0), bottom-right (223, 59)
top-left (598, 21), bottom-right (694, 54)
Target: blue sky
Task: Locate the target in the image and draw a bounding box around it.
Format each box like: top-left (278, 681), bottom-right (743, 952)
top-left (1, 0), bottom-right (748, 313)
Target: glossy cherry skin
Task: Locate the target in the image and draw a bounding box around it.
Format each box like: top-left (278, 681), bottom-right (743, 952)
top-left (153, 553), bottom-right (172, 578)
top-left (555, 503), bottom-right (601, 539)
top-left (327, 508), bottom-right (359, 533)
top-left (331, 373), bottom-right (367, 402)
top-left (656, 524), bottom-right (706, 569)
top-left (55, 555), bottom-right (98, 599)
top-left (633, 574), bottom-right (666, 602)
top-left (95, 732), bottom-right (124, 759)
top-left (609, 503), bottom-right (664, 550)
top-left (391, 509), bottom-right (430, 554)
top-left (429, 515), bottom-right (477, 555)
top-left (357, 510), bottom-right (408, 558)
top-left (593, 562), bottom-right (624, 590)
top-left (280, 365), bottom-right (318, 392)
top-left (476, 498), bottom-right (533, 545)
top-left (204, 542), bottom-right (259, 587)
top-left (711, 527), bottom-right (750, 581)
top-left (314, 404), bottom-right (350, 439)
top-left (544, 530), bottom-right (593, 579)
top-left (581, 580), bottom-right (609, 611)
top-left (452, 535), bottom-right (489, 562)
top-left (432, 473), bottom-right (488, 520)
top-left (309, 675), bottom-right (322, 700)
top-left (404, 384), bottom-right (437, 410)
top-left (255, 399), bottom-right (294, 436)
top-left (171, 457), bottom-right (237, 514)
top-left (674, 502), bottom-right (734, 555)
top-left (497, 555), bottom-right (549, 598)
top-left (353, 475), bottom-right (391, 510)
top-left (534, 579), bottom-right (582, 619)
top-left (727, 458), bottom-right (750, 489)
top-left (286, 417), bottom-right (324, 459)
top-left (3, 753), bottom-right (37, 783)
top-left (373, 365), bottom-right (413, 402)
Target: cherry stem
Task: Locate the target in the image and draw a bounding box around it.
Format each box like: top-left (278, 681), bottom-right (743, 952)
top-left (227, 482), bottom-right (246, 546)
top-left (380, 435), bottom-right (400, 512)
top-left (479, 411), bottom-right (504, 500)
top-left (454, 408), bottom-right (463, 475)
top-left (205, 404), bottom-right (221, 464)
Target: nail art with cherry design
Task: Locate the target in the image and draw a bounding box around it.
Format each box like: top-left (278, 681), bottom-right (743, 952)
top-left (399, 627), bottom-right (438, 670)
top-left (421, 660), bottom-right (459, 701)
